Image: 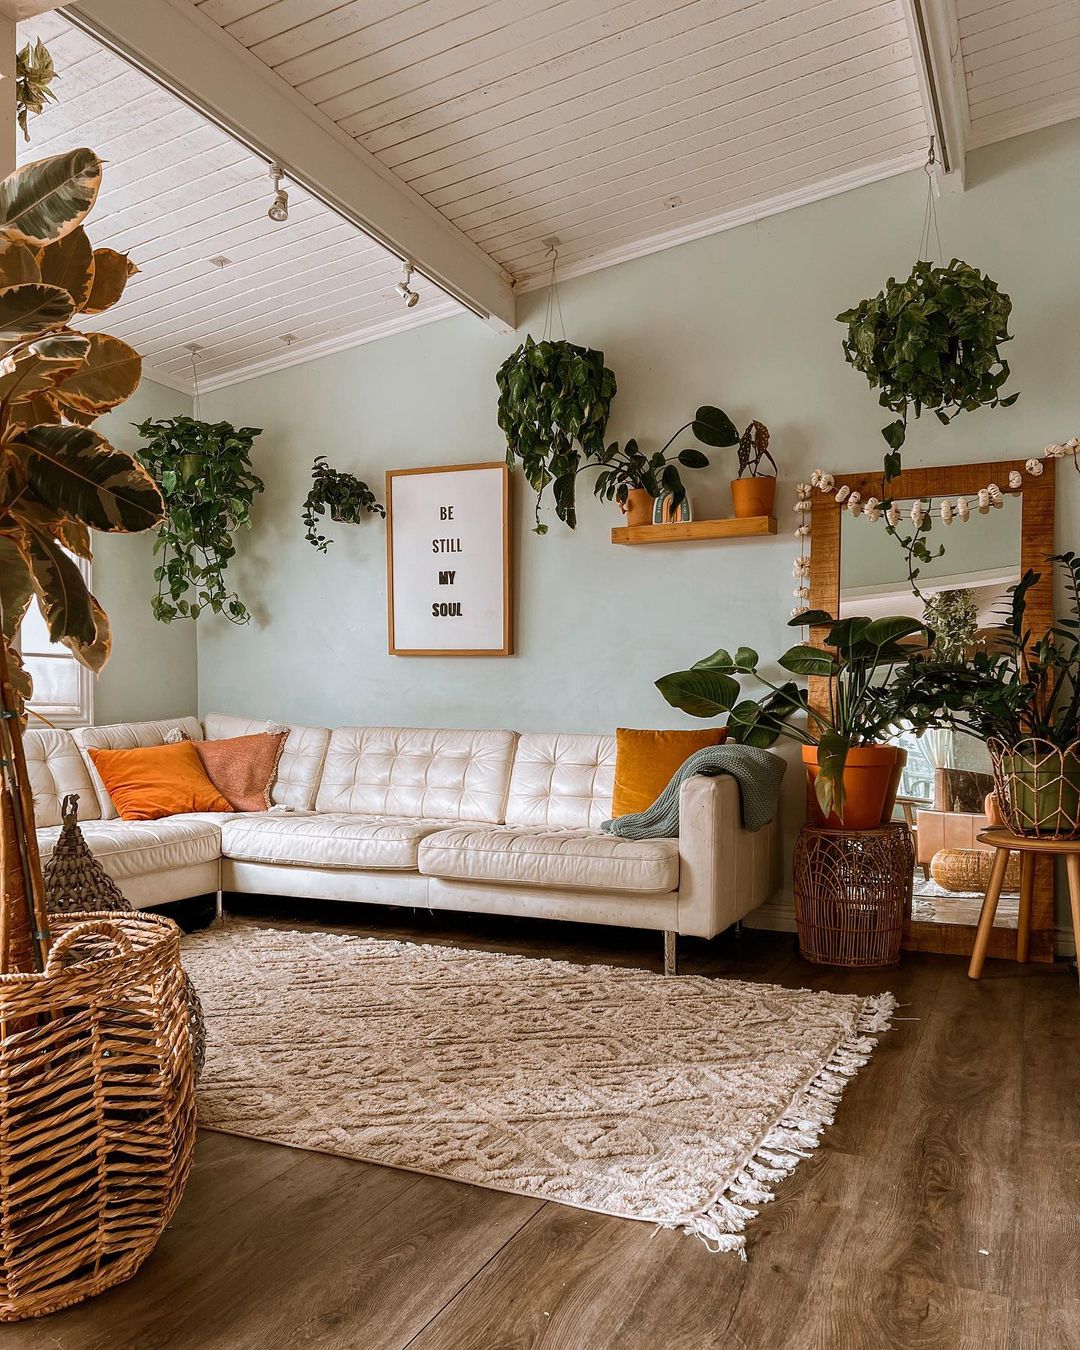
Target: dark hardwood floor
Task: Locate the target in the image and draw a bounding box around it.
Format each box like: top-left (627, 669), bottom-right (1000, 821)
top-left (8, 899), bottom-right (1079, 1350)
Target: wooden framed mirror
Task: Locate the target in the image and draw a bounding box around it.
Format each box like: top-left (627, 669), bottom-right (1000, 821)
top-left (808, 457), bottom-right (1057, 960)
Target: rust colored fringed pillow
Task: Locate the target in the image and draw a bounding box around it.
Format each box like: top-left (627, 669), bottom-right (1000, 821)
top-left (192, 731), bottom-right (287, 812)
top-left (611, 727), bottom-right (728, 818)
top-left (88, 743), bottom-right (234, 821)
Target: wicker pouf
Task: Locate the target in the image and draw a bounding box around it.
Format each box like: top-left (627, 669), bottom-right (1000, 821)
top-left (793, 823), bottom-right (914, 968)
top-left (0, 912), bottom-right (197, 1321)
top-left (931, 846), bottom-right (1021, 894)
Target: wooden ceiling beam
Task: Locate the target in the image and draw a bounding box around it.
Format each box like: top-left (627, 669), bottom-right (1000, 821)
top-left (66, 0), bottom-right (517, 332)
top-left (899, 0), bottom-right (969, 192)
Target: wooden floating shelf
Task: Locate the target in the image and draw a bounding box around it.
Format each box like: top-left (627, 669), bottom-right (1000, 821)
top-left (610, 516), bottom-right (777, 545)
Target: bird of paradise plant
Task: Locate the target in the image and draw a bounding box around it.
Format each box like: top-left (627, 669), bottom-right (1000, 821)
top-left (0, 147), bottom-right (165, 972)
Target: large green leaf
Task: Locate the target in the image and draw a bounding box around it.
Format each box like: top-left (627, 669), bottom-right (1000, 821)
top-left (691, 405), bottom-right (739, 447)
top-left (778, 644), bottom-right (840, 676)
top-left (28, 332), bottom-right (90, 363)
top-left (61, 591), bottom-right (111, 672)
top-left (0, 350), bottom-right (82, 405)
top-left (0, 240), bottom-right (40, 286)
top-left (83, 249), bottom-right (137, 315)
top-left (37, 225), bottom-right (95, 310)
top-left (726, 700), bottom-right (782, 747)
top-left (813, 731), bottom-right (850, 821)
top-left (861, 615), bottom-right (930, 647)
top-left (51, 332), bottom-right (141, 415)
top-left (0, 148), bottom-right (102, 248)
top-left (655, 667), bottom-right (740, 718)
top-left (23, 525), bottom-right (96, 645)
top-left (0, 533), bottom-right (34, 640)
top-left (0, 282), bottom-right (74, 340)
top-left (14, 424), bottom-right (164, 532)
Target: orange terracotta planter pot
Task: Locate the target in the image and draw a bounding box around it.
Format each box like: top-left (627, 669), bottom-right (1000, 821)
top-left (730, 476), bottom-right (776, 518)
top-left (619, 488), bottom-right (655, 527)
top-left (802, 744), bottom-right (905, 830)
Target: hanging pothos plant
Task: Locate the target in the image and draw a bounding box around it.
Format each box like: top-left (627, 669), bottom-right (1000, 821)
top-left (302, 455), bottom-right (385, 552)
top-left (837, 258), bottom-right (1018, 481)
top-left (496, 334), bottom-right (616, 533)
top-left (135, 416), bottom-right (264, 624)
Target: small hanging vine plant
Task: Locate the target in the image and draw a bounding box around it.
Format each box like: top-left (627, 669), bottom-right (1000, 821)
top-left (15, 38), bottom-right (57, 141)
top-left (837, 257), bottom-right (1018, 481)
top-left (301, 455), bottom-right (385, 552)
top-left (496, 334), bottom-right (617, 534)
top-left (135, 416), bottom-right (265, 624)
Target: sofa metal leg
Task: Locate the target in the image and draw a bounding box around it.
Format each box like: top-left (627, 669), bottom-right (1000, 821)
top-left (214, 889), bottom-right (225, 928)
top-left (663, 930), bottom-right (678, 977)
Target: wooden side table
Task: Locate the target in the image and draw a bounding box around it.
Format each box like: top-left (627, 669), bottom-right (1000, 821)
top-left (968, 829), bottom-right (1080, 984)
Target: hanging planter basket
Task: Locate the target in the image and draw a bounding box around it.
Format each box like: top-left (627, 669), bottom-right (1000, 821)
top-left (988, 737), bottom-right (1080, 840)
top-left (0, 911), bottom-right (197, 1321)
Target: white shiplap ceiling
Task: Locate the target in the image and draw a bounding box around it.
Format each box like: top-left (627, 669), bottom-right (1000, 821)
top-left (15, 11), bottom-right (463, 391)
top-left (19, 1), bottom-right (1080, 389)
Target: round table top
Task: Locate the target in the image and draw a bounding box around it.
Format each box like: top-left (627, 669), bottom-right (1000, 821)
top-left (977, 828), bottom-right (1080, 854)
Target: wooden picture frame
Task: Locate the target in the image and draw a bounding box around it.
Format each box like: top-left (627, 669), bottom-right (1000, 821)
top-left (808, 456), bottom-right (1057, 962)
top-left (386, 462), bottom-right (513, 657)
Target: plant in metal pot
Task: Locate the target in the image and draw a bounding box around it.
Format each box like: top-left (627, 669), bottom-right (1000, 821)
top-left (837, 258), bottom-right (1018, 482)
top-left (0, 145), bottom-right (164, 972)
top-left (496, 334), bottom-right (616, 534)
top-left (301, 455), bottom-right (385, 552)
top-left (656, 612), bottom-right (934, 826)
top-left (591, 406), bottom-right (738, 526)
top-left (135, 415), bottom-right (264, 624)
top-left (892, 555), bottom-right (1080, 837)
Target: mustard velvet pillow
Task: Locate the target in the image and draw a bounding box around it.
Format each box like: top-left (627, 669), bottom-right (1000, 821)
top-left (611, 727), bottom-right (728, 818)
top-left (88, 742), bottom-right (234, 821)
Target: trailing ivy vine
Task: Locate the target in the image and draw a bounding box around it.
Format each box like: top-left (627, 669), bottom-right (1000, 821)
top-left (301, 455), bottom-right (385, 552)
top-left (135, 416), bottom-right (264, 624)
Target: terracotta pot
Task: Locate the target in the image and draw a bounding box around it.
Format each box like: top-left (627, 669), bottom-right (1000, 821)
top-left (730, 475), bottom-right (776, 518)
top-left (802, 744), bottom-right (905, 830)
top-left (619, 488), bottom-right (655, 527)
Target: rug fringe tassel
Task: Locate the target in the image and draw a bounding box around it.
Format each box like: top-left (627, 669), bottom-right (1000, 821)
top-left (662, 991), bottom-right (897, 1260)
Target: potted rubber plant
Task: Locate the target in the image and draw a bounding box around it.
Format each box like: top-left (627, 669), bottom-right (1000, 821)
top-left (728, 419), bottom-right (777, 518)
top-left (496, 335), bottom-right (616, 533)
top-left (656, 613), bottom-right (933, 827)
top-left (301, 455), bottom-right (385, 552)
top-left (135, 415), bottom-right (264, 624)
top-left (591, 406), bottom-right (738, 525)
top-left (837, 258), bottom-right (1018, 481)
top-left (891, 555), bottom-right (1080, 837)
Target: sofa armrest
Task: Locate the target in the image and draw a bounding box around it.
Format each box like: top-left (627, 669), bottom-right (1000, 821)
top-left (675, 774), bottom-right (780, 938)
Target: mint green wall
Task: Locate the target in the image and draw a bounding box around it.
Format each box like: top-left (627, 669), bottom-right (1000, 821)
top-left (197, 122), bottom-right (1080, 927)
top-left (92, 379), bottom-right (198, 724)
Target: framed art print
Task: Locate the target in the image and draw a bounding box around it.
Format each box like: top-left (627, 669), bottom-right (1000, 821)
top-left (386, 462), bottom-right (513, 656)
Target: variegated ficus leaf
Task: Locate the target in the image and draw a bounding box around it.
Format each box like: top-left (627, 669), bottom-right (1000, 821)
top-left (0, 147), bottom-right (153, 720)
top-left (37, 225), bottom-right (94, 310)
top-left (83, 249), bottom-right (137, 315)
top-left (0, 148), bottom-right (101, 248)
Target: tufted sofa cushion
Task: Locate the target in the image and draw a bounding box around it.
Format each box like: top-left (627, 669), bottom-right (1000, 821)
top-left (221, 812), bottom-right (454, 870)
top-left (315, 727), bottom-right (517, 823)
top-left (418, 824), bottom-right (679, 894)
top-left (505, 732), bottom-right (616, 829)
top-left (203, 712), bottom-right (329, 811)
top-left (23, 728), bottom-right (101, 827)
top-left (37, 815), bottom-right (222, 880)
top-left (76, 718), bottom-right (204, 819)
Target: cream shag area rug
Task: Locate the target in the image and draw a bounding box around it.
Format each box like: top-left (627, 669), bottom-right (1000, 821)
top-left (182, 926), bottom-right (894, 1257)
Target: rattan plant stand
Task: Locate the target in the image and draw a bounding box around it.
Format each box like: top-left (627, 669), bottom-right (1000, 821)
top-left (0, 911), bottom-right (197, 1321)
top-left (793, 823), bottom-right (914, 968)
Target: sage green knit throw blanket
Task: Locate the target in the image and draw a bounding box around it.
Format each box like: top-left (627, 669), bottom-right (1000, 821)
top-left (602, 745), bottom-right (786, 838)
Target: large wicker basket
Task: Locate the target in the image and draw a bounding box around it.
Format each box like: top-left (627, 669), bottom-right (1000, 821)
top-left (0, 911), bottom-right (197, 1321)
top-left (989, 737), bottom-right (1080, 840)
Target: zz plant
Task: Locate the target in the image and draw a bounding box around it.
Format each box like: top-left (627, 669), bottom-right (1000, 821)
top-left (0, 147), bottom-right (162, 715)
top-left (135, 416), bottom-right (264, 624)
top-left (837, 258), bottom-right (1018, 480)
top-left (302, 455), bottom-right (385, 552)
top-left (496, 335), bottom-right (616, 533)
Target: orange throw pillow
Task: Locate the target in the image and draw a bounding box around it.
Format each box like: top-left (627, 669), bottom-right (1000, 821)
top-left (192, 731), bottom-right (287, 812)
top-left (611, 727), bottom-right (728, 818)
top-left (88, 742), bottom-right (234, 821)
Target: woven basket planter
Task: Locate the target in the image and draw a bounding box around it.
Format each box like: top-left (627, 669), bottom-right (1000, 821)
top-left (793, 823), bottom-right (914, 968)
top-left (0, 911), bottom-right (197, 1322)
top-left (989, 738), bottom-right (1080, 840)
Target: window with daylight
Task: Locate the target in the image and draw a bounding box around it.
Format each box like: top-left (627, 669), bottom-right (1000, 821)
top-left (21, 558), bottom-right (94, 729)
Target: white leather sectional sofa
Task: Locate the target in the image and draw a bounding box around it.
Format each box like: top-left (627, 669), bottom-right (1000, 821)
top-left (26, 713), bottom-right (779, 973)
